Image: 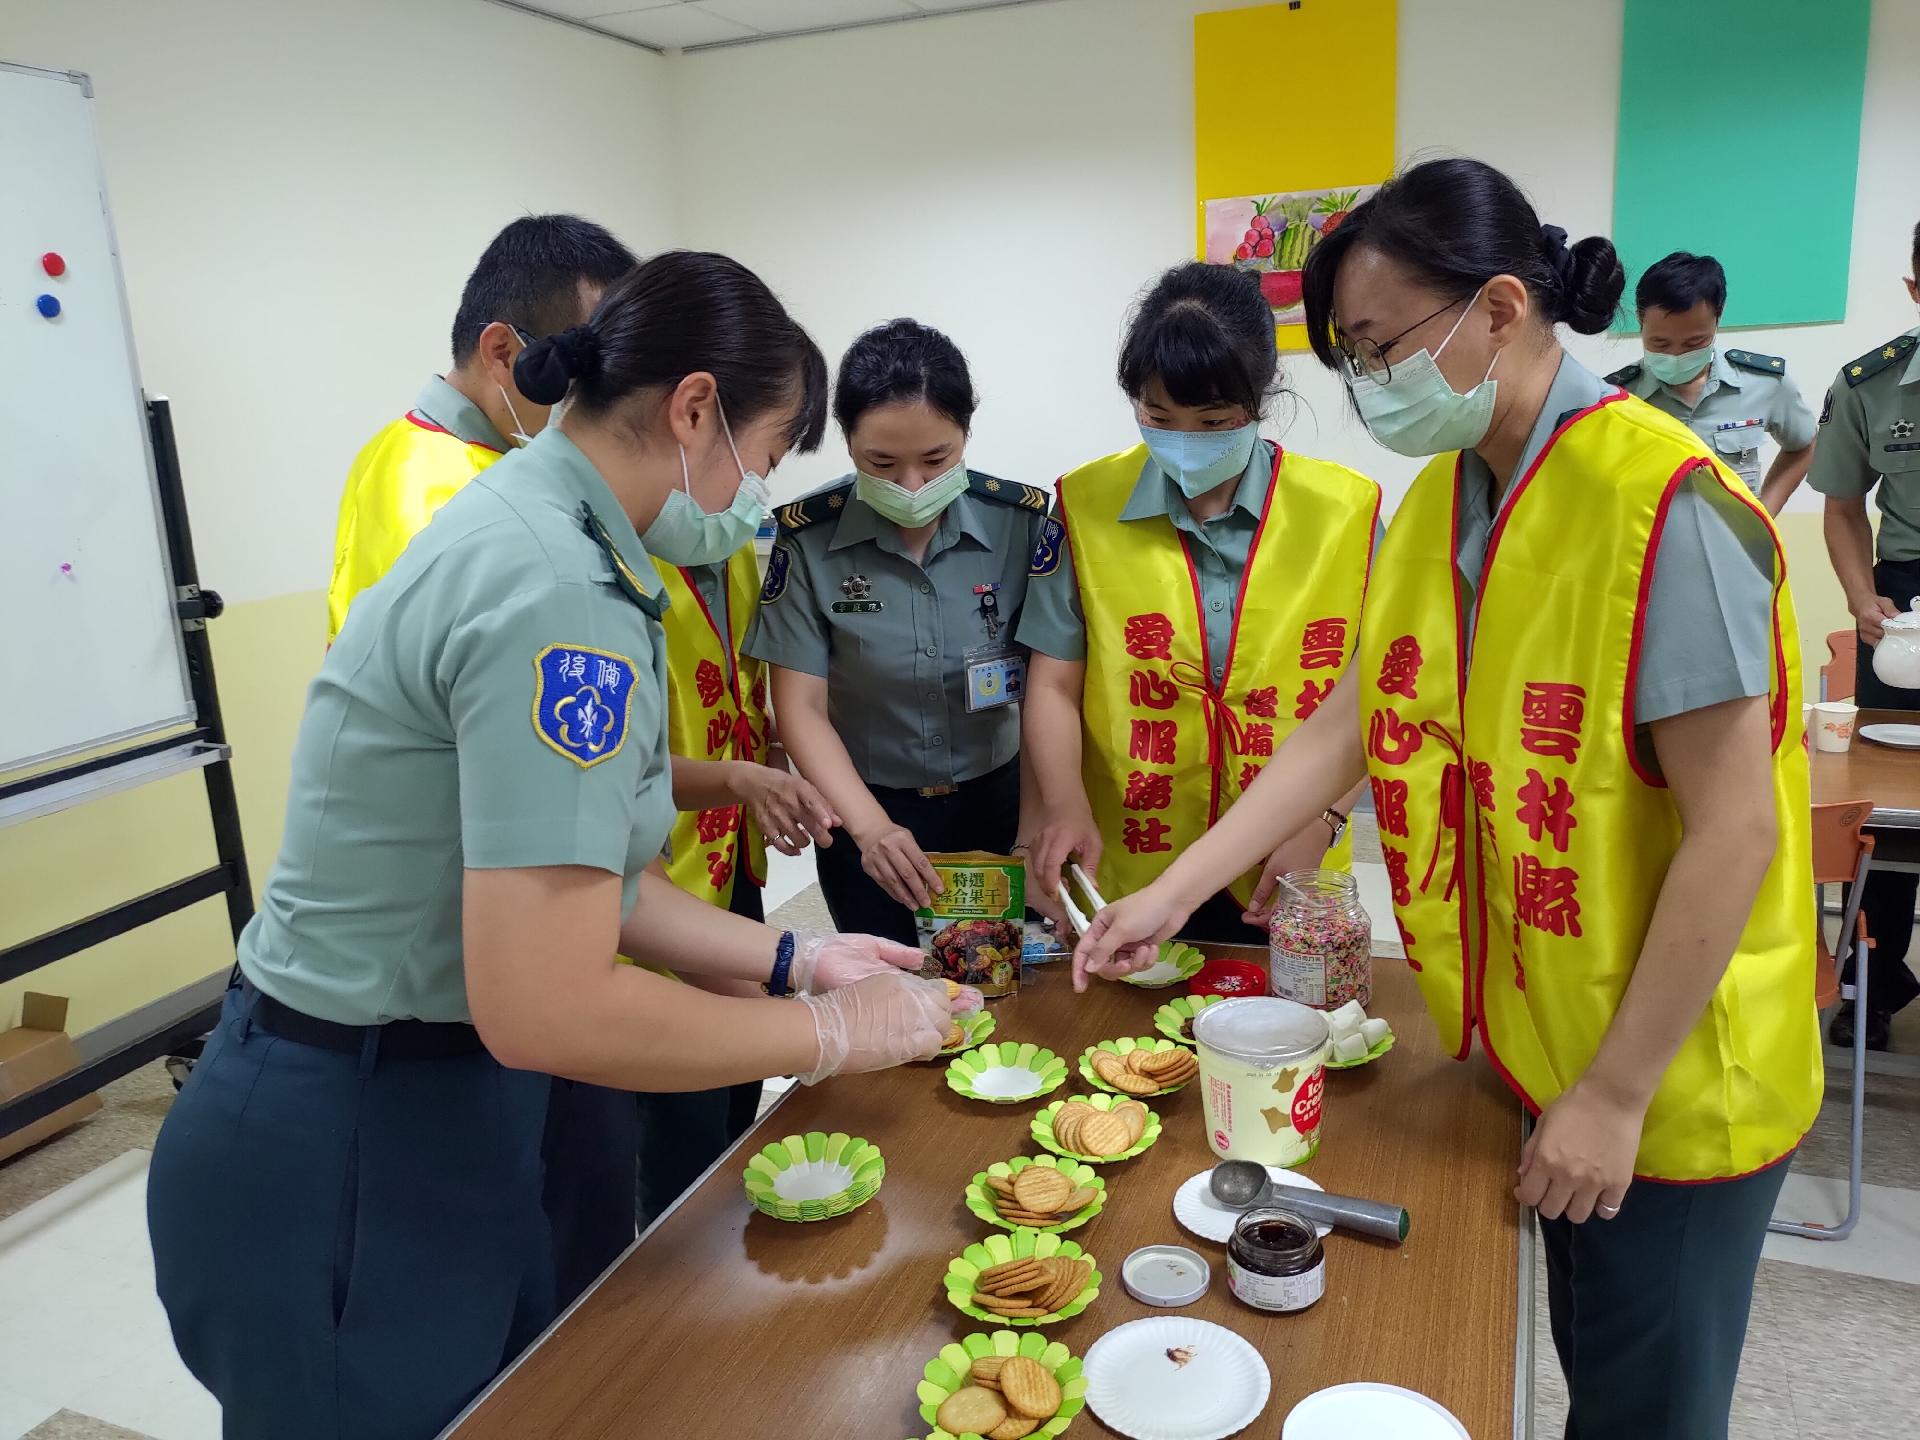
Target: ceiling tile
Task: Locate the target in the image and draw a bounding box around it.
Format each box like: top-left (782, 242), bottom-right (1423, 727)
top-left (906, 0), bottom-right (1027, 11)
top-left (513, 0), bottom-right (634, 18)
top-left (587, 3), bottom-right (758, 46)
top-left (701, 0), bottom-right (916, 31)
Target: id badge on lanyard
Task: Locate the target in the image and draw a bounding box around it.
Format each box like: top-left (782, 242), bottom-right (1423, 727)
top-left (964, 582), bottom-right (1025, 713)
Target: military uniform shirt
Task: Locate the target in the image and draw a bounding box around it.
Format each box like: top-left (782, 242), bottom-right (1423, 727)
top-left (413, 373), bottom-right (513, 453)
top-left (1459, 353), bottom-right (1776, 756)
top-left (1609, 348), bottom-right (1816, 495)
top-left (744, 473), bottom-right (1049, 791)
top-left (1807, 328), bottom-right (1920, 562)
top-left (240, 426), bottom-right (674, 1024)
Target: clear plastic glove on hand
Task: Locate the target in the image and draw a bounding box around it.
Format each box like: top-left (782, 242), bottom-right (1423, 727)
top-left (795, 972), bottom-right (956, 1084)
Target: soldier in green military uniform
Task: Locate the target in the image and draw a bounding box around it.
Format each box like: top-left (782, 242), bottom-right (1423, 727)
top-left (747, 320), bottom-right (1050, 944)
top-left (144, 256), bottom-right (965, 1440)
top-left (1606, 252), bottom-right (1817, 515)
top-left (1808, 219), bottom-right (1920, 1050)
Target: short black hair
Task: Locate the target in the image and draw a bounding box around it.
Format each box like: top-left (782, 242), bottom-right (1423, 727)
top-left (1118, 262), bottom-right (1278, 417)
top-left (834, 319), bottom-right (977, 436)
top-left (1911, 219), bottom-right (1920, 276)
top-left (1635, 251), bottom-right (1727, 319)
top-left (513, 250), bottom-right (829, 454)
top-left (1302, 157), bottom-right (1625, 372)
top-left (449, 214), bottom-right (637, 364)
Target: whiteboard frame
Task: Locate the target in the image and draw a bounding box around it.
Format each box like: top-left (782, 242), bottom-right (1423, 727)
top-left (0, 60), bottom-right (196, 777)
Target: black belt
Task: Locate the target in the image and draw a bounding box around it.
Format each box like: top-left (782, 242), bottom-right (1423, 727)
top-left (243, 984), bottom-right (486, 1060)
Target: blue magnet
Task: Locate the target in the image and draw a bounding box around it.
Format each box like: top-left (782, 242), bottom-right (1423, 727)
top-left (36, 293), bottom-right (62, 319)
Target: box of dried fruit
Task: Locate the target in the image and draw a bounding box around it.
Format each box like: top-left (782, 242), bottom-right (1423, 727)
top-left (916, 852), bottom-right (1026, 997)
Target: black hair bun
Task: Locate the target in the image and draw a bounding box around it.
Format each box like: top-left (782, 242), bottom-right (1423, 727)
top-left (1547, 227), bottom-right (1626, 335)
top-left (514, 324), bottom-right (602, 406)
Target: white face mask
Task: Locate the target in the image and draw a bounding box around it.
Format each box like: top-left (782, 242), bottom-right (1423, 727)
top-left (1347, 286), bottom-right (1501, 457)
top-left (498, 385), bottom-right (535, 447)
top-left (642, 400), bottom-right (769, 567)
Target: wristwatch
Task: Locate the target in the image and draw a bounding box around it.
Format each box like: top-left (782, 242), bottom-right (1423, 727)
top-left (764, 930), bottom-right (797, 997)
top-left (1321, 807), bottom-right (1350, 846)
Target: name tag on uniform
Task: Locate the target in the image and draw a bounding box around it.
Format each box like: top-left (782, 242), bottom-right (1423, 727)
top-left (965, 653), bottom-right (1026, 712)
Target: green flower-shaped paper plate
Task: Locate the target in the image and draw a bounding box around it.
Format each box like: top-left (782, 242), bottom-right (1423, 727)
top-left (964, 1155), bottom-right (1106, 1235)
top-left (1153, 992), bottom-right (1226, 1045)
top-left (1031, 1093), bottom-right (1163, 1164)
top-left (925, 1006), bottom-right (996, 1060)
top-left (1120, 939), bottom-right (1206, 989)
top-left (943, 1228), bottom-right (1102, 1327)
top-left (741, 1132), bottom-right (884, 1222)
top-left (1077, 1036), bottom-right (1195, 1096)
top-left (1325, 1027), bottom-right (1397, 1070)
top-left (946, 1042), bottom-right (1069, 1104)
top-left (917, 1329), bottom-right (1088, 1438)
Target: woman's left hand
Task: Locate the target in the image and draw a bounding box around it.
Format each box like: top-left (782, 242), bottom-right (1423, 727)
top-left (1515, 1079), bottom-right (1646, 1223)
top-left (792, 930), bottom-right (973, 1000)
top-left (1240, 820), bottom-right (1337, 927)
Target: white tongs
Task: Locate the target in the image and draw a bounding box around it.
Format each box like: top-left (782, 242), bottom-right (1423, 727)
top-left (1055, 863), bottom-right (1109, 940)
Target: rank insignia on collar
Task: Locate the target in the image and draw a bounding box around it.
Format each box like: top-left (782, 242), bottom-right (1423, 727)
top-left (580, 504), bottom-right (666, 621)
top-left (841, 574), bottom-right (872, 601)
top-left (1896, 420), bottom-right (1916, 440)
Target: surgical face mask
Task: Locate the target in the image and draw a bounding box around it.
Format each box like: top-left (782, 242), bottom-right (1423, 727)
top-left (643, 401), bottom-right (769, 567)
top-left (1641, 346), bottom-right (1713, 386)
top-left (499, 386), bottom-right (536, 447)
top-left (1138, 420), bottom-right (1259, 498)
top-left (855, 457), bottom-right (970, 529)
top-left (1346, 289), bottom-right (1500, 457)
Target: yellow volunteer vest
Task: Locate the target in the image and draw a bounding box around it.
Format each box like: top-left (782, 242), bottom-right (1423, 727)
top-left (654, 550), bottom-right (771, 908)
top-left (1060, 444), bottom-right (1378, 905)
top-left (1357, 392), bottom-right (1820, 1182)
top-left (327, 411), bottom-right (504, 642)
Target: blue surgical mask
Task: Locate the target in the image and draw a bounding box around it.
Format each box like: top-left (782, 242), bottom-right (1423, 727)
top-left (1642, 346), bottom-right (1713, 386)
top-left (1138, 420), bottom-right (1260, 498)
top-left (1346, 287), bottom-right (1500, 457)
top-left (643, 402), bottom-right (770, 567)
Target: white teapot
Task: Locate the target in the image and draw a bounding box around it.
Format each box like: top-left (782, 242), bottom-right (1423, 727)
top-left (1873, 603), bottom-right (1920, 690)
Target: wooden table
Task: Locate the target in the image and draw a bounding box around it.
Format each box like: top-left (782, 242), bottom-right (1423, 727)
top-left (445, 951), bottom-right (1526, 1440)
top-left (1811, 708), bottom-right (1920, 869)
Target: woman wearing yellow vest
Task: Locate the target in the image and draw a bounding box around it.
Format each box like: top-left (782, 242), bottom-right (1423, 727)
top-left (1074, 160), bottom-right (1820, 1440)
top-left (1020, 263), bottom-right (1377, 942)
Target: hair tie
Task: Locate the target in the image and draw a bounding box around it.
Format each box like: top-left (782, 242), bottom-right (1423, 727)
top-left (513, 324), bottom-right (602, 406)
top-left (1539, 224), bottom-right (1575, 289)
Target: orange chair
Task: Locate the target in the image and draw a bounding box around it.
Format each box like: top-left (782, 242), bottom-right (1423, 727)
top-left (1820, 629), bottom-right (1856, 702)
top-left (1771, 800), bottom-right (1874, 1240)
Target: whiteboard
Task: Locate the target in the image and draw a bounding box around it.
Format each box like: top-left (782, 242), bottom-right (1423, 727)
top-left (0, 63), bottom-right (192, 775)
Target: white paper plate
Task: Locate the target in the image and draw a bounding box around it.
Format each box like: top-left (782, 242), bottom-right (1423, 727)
top-left (769, 1159), bottom-right (855, 1202)
top-left (1172, 1166), bottom-right (1330, 1242)
top-left (1282, 1383), bottom-right (1468, 1439)
top-left (1123, 959), bottom-right (1187, 986)
top-left (1859, 723), bottom-right (1920, 749)
top-left (1083, 1316), bottom-right (1270, 1440)
top-left (968, 1064), bottom-right (1049, 1099)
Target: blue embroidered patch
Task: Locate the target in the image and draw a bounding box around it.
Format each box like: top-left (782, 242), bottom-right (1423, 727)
top-left (760, 543), bottom-right (793, 603)
top-left (1028, 516), bottom-right (1065, 576)
top-left (1819, 388), bottom-right (1833, 427)
top-left (532, 645), bottom-right (637, 768)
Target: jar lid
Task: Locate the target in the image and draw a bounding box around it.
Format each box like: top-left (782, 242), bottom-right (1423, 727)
top-left (1120, 1244), bottom-right (1211, 1307)
top-left (1192, 996), bottom-right (1331, 1066)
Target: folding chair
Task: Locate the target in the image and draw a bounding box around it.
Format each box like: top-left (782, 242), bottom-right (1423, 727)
top-left (1819, 629), bottom-right (1856, 702)
top-left (1770, 800), bottom-right (1873, 1240)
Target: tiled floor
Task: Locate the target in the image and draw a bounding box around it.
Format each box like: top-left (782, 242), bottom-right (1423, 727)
top-left (2, 866), bottom-right (1916, 1440)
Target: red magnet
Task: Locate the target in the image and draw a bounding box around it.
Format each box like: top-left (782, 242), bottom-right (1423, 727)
top-left (41, 252), bottom-right (66, 277)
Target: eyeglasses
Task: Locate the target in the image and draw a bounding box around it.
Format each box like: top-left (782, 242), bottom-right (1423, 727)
top-left (1336, 298), bottom-right (1469, 383)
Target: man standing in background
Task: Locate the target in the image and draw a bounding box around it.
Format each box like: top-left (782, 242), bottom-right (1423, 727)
top-left (1808, 220), bottom-right (1920, 1051)
top-left (1608, 252), bottom-right (1818, 516)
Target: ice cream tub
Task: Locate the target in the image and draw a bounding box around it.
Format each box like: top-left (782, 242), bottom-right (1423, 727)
top-left (1192, 997), bottom-right (1331, 1169)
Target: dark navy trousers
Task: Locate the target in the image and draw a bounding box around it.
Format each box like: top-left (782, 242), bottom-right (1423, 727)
top-left (148, 987), bottom-right (631, 1439)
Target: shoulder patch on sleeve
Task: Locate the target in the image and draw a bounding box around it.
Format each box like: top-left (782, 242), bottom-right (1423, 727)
top-left (1819, 388), bottom-right (1834, 427)
top-left (760, 542), bottom-right (793, 603)
top-left (1603, 362), bottom-right (1642, 388)
top-left (968, 471), bottom-right (1050, 512)
top-left (533, 645), bottom-right (637, 768)
top-left (1725, 348), bottom-right (1786, 376)
top-left (774, 482), bottom-right (853, 534)
top-left (1845, 335), bottom-right (1917, 388)
top-left (1029, 515), bottom-right (1066, 576)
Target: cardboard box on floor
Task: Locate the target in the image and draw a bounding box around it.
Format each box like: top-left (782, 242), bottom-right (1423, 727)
top-left (0, 993), bottom-right (102, 1163)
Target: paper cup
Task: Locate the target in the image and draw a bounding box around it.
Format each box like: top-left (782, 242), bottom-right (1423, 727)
top-left (1813, 701), bottom-right (1858, 753)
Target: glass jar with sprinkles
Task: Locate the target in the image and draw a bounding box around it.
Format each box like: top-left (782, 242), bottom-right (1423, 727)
top-left (1268, 868), bottom-right (1371, 1011)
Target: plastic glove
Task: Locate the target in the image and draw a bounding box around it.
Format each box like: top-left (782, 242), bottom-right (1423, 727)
top-left (789, 930), bottom-right (921, 994)
top-left (795, 971), bottom-right (953, 1084)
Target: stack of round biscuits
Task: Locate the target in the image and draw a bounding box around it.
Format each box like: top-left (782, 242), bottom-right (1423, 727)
top-left (935, 1352), bottom-right (1064, 1439)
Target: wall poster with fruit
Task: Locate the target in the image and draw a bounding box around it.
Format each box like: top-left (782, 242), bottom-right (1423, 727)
top-left (1203, 186), bottom-right (1378, 326)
